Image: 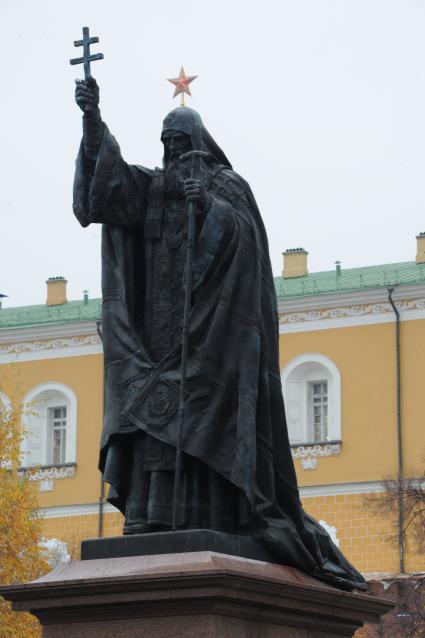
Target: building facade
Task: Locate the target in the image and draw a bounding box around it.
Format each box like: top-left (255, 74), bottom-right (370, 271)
top-left (1, 234), bottom-right (424, 576)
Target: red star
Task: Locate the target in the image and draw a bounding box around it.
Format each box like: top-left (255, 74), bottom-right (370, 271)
top-left (167, 66), bottom-right (198, 102)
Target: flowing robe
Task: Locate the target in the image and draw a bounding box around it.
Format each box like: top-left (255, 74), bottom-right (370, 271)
top-left (73, 122), bottom-right (367, 591)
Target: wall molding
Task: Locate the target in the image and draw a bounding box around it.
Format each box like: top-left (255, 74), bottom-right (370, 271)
top-left (300, 481), bottom-right (386, 498)
top-left (38, 501), bottom-right (118, 519)
top-left (36, 481), bottom-right (387, 518)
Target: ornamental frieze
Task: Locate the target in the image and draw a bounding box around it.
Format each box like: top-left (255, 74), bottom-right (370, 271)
top-left (279, 298), bottom-right (425, 325)
top-left (0, 334), bottom-right (101, 355)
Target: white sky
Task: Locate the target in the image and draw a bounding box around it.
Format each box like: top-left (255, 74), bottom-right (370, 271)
top-left (1, 0), bottom-right (425, 307)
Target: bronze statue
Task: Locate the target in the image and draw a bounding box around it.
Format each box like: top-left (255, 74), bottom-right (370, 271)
top-left (73, 75), bottom-right (367, 592)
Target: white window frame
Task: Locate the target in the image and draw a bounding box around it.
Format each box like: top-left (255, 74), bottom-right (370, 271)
top-left (309, 380), bottom-right (328, 442)
top-left (21, 383), bottom-right (77, 467)
top-left (281, 353), bottom-right (341, 445)
top-left (49, 406), bottom-right (67, 465)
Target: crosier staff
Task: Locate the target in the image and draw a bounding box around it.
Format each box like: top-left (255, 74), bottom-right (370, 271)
top-left (172, 149), bottom-right (210, 531)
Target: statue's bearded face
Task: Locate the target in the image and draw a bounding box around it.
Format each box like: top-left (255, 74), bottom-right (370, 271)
top-left (162, 131), bottom-right (192, 162)
top-left (162, 131), bottom-right (192, 198)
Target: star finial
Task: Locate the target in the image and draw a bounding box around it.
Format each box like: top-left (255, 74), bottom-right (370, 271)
top-left (167, 66), bottom-right (198, 107)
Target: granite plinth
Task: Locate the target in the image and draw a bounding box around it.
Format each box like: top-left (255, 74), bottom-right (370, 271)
top-left (81, 528), bottom-right (280, 562)
top-left (0, 551), bottom-right (394, 638)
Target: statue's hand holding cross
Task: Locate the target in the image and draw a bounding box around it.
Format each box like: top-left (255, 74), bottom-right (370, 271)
top-left (75, 77), bottom-right (99, 114)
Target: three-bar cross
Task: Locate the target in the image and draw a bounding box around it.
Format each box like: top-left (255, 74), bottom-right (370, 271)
top-left (70, 26), bottom-right (104, 79)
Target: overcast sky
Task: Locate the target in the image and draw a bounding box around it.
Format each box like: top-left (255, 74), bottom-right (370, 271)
top-left (1, 0), bottom-right (424, 307)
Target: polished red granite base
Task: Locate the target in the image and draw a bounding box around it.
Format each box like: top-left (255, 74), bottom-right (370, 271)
top-left (0, 552), bottom-right (394, 637)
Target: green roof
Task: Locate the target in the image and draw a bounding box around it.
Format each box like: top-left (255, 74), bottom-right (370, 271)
top-left (274, 261), bottom-right (425, 299)
top-left (0, 298), bottom-right (102, 330)
top-left (1, 261), bottom-right (424, 330)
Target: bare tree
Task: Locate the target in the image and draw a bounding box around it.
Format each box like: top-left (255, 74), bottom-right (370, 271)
top-left (373, 475), bottom-right (425, 553)
top-left (360, 469), bottom-right (425, 637)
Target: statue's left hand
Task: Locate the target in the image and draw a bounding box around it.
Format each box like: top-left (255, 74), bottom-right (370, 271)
top-left (75, 77), bottom-right (100, 114)
top-left (183, 178), bottom-right (208, 210)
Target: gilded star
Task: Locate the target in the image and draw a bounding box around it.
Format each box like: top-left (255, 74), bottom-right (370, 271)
top-left (167, 66), bottom-right (198, 106)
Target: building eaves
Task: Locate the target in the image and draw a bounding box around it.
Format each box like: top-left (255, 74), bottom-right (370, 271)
top-left (1, 261), bottom-right (424, 329)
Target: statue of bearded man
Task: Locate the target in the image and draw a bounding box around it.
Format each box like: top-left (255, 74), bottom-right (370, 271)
top-left (73, 77), bottom-right (366, 592)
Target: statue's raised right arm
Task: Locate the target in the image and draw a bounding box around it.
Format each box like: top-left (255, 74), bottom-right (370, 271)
top-left (73, 78), bottom-right (152, 228)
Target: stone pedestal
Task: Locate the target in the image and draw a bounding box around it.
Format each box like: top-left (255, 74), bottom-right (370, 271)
top-left (0, 552), bottom-right (393, 637)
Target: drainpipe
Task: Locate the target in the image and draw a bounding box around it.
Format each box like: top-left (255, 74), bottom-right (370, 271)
top-left (96, 320), bottom-right (105, 538)
top-left (98, 477), bottom-right (105, 538)
top-left (387, 288), bottom-right (404, 573)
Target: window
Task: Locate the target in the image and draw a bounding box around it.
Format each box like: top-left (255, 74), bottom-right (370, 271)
top-left (281, 354), bottom-right (341, 445)
top-left (21, 383), bottom-right (77, 468)
top-left (49, 407), bottom-right (67, 465)
top-left (310, 381), bottom-right (328, 442)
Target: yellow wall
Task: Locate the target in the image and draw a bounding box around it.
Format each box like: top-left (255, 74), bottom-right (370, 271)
top-left (3, 352), bottom-right (104, 506)
top-left (41, 512), bottom-right (124, 558)
top-left (3, 317), bottom-right (423, 501)
top-left (279, 319), bottom-right (425, 485)
top-left (303, 493), bottom-right (424, 574)
top-left (398, 318), bottom-right (425, 474)
top-left (39, 492), bottom-right (424, 574)
top-left (1, 309), bottom-right (424, 576)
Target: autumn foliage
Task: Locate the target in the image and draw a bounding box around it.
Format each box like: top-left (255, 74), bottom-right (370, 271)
top-left (0, 382), bottom-right (48, 638)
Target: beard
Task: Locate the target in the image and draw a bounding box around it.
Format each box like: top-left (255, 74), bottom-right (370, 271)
top-left (164, 157), bottom-right (185, 199)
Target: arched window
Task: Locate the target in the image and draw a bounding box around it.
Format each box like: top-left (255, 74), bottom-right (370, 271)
top-left (281, 354), bottom-right (341, 445)
top-left (21, 383), bottom-right (77, 468)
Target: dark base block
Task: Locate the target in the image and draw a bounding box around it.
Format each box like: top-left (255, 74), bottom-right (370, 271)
top-left (81, 528), bottom-right (279, 562)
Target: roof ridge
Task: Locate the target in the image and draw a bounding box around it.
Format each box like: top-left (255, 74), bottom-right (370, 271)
top-left (274, 260), bottom-right (417, 280)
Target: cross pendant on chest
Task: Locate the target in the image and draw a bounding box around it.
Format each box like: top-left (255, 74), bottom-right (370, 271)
top-left (70, 26), bottom-right (104, 79)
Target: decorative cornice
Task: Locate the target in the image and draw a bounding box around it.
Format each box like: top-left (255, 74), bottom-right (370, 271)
top-left (279, 297), bottom-right (425, 333)
top-left (0, 320), bottom-right (99, 345)
top-left (0, 334), bottom-right (101, 356)
top-left (277, 283), bottom-right (425, 314)
top-left (280, 297), bottom-right (425, 326)
top-left (0, 335), bottom-right (102, 364)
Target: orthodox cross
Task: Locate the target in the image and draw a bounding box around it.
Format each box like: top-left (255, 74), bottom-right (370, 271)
top-left (70, 26), bottom-right (104, 80)
top-left (167, 66), bottom-right (198, 106)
